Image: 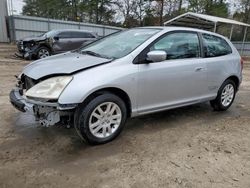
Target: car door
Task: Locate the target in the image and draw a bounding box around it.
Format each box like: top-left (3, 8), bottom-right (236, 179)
top-left (68, 31), bottom-right (86, 50)
top-left (76, 32), bottom-right (97, 48)
top-left (65, 31), bottom-right (96, 50)
top-left (137, 31), bottom-right (208, 114)
top-left (53, 31), bottom-right (74, 53)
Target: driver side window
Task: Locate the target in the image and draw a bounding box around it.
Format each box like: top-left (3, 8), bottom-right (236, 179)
top-left (57, 32), bottom-right (72, 38)
top-left (150, 32), bottom-right (201, 60)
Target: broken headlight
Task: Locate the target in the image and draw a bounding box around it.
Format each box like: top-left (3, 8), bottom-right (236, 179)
top-left (26, 76), bottom-right (73, 99)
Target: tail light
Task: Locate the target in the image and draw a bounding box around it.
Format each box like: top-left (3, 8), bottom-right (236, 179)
top-left (240, 57), bottom-right (244, 71)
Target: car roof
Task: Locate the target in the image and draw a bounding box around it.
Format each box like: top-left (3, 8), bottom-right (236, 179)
top-left (138, 26), bottom-right (210, 33)
top-left (52, 29), bottom-right (94, 33)
top-left (136, 26), bottom-right (228, 40)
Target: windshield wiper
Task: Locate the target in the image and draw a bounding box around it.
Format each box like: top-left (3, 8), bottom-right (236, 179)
top-left (80, 50), bottom-right (112, 59)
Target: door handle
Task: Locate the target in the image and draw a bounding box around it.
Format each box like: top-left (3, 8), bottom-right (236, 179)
top-left (195, 67), bottom-right (204, 72)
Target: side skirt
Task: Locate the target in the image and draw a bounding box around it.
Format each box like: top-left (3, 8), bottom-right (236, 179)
top-left (131, 96), bottom-right (216, 117)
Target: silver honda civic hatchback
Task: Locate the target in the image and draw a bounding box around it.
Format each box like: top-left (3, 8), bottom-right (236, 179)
top-left (10, 27), bottom-right (243, 144)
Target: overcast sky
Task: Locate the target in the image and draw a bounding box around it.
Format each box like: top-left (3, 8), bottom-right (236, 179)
top-left (7, 0), bottom-right (25, 15)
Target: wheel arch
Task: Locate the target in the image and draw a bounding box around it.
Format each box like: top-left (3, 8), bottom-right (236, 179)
top-left (79, 87), bottom-right (132, 117)
top-left (35, 44), bottom-right (52, 59)
top-left (38, 44), bottom-right (52, 52)
top-left (225, 75), bottom-right (240, 90)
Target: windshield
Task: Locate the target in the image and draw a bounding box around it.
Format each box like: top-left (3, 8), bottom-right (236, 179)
top-left (80, 28), bottom-right (161, 59)
top-left (42, 30), bottom-right (58, 38)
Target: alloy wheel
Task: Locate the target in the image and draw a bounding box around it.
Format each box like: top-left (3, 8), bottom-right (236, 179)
top-left (38, 49), bottom-right (50, 59)
top-left (89, 102), bottom-right (122, 138)
top-left (221, 83), bottom-right (235, 107)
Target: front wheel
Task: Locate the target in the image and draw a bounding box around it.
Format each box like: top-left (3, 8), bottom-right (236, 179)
top-left (74, 93), bottom-right (127, 145)
top-left (37, 46), bottom-right (51, 59)
top-left (210, 79), bottom-right (236, 111)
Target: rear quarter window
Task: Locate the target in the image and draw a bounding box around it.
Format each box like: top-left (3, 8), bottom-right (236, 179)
top-left (202, 33), bottom-right (232, 57)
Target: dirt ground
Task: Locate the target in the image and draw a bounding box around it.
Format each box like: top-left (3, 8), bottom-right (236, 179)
top-left (0, 43), bottom-right (250, 188)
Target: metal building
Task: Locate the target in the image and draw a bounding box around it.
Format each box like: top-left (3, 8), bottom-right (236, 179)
top-left (164, 12), bottom-right (250, 55)
top-left (0, 0), bottom-right (9, 42)
top-left (8, 15), bottom-right (123, 41)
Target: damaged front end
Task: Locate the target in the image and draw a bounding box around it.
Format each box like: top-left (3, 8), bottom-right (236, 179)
top-left (9, 74), bottom-right (77, 127)
top-left (16, 38), bottom-right (52, 60)
top-left (10, 49), bottom-right (112, 127)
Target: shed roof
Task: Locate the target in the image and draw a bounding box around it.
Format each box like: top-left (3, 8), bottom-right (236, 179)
top-left (164, 12), bottom-right (250, 29)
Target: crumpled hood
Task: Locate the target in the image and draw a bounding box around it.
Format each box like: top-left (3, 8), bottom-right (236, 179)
top-left (20, 35), bottom-right (46, 42)
top-left (22, 52), bottom-right (112, 80)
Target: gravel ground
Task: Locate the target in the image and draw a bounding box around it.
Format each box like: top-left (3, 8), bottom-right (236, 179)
top-left (0, 43), bottom-right (250, 188)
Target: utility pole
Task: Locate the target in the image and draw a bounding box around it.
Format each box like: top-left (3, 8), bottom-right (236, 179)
top-left (11, 0), bottom-right (14, 15)
top-left (178, 0), bottom-right (182, 14)
top-left (72, 0), bottom-right (78, 21)
top-left (159, 0), bottom-right (164, 26)
top-left (7, 0), bottom-right (14, 15)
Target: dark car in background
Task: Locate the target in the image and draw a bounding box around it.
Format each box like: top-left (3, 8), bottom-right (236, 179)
top-left (16, 29), bottom-right (98, 59)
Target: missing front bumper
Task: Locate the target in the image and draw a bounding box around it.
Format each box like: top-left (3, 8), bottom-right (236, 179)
top-left (9, 88), bottom-right (77, 127)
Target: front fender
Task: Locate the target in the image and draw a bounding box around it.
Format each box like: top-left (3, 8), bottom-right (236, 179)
top-left (58, 57), bottom-right (138, 111)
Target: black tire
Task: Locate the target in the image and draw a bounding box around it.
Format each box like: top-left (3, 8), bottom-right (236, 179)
top-left (74, 93), bottom-right (127, 145)
top-left (36, 46), bottom-right (51, 59)
top-left (210, 79), bottom-right (236, 111)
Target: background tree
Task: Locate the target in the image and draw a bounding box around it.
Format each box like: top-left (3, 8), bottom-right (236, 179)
top-left (23, 0), bottom-right (117, 23)
top-left (234, 0), bottom-right (250, 23)
top-left (187, 0), bottom-right (229, 17)
top-left (22, 0), bottom-right (245, 28)
top-left (233, 0), bottom-right (250, 40)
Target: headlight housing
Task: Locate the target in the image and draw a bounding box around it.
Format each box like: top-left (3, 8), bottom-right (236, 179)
top-left (26, 76), bottom-right (73, 100)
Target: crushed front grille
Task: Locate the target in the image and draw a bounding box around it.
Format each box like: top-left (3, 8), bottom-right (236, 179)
top-left (22, 75), bottom-right (37, 90)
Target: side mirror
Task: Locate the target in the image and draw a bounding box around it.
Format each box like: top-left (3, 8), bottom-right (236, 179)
top-left (147, 50), bottom-right (167, 62)
top-left (54, 36), bottom-right (59, 41)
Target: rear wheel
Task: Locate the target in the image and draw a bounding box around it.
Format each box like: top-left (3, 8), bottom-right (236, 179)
top-left (74, 93), bottom-right (127, 145)
top-left (210, 79), bottom-right (236, 111)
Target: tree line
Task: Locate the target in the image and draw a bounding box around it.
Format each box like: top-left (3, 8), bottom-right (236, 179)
top-left (22, 0), bottom-right (250, 27)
